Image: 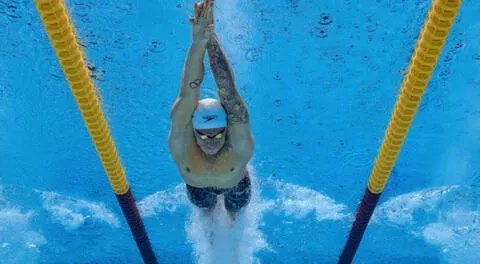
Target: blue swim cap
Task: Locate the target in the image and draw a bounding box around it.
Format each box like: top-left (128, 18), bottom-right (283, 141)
top-left (192, 98), bottom-right (227, 129)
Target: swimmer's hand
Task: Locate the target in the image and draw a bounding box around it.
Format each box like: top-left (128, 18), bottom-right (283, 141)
top-left (189, 0), bottom-right (214, 46)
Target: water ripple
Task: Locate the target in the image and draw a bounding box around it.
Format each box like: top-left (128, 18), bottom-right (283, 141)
top-left (310, 24), bottom-right (329, 39)
top-left (33, 57), bottom-right (64, 86)
top-left (0, 1), bottom-right (21, 22)
top-left (471, 170), bottom-right (480, 188)
top-left (245, 47), bottom-right (262, 62)
top-left (0, 11), bottom-right (8, 39)
top-left (238, 0), bottom-right (249, 11)
top-left (225, 22), bottom-right (252, 49)
top-left (318, 13), bottom-right (333, 25)
top-left (70, 1), bottom-right (93, 17)
top-left (342, 151), bottom-right (373, 169)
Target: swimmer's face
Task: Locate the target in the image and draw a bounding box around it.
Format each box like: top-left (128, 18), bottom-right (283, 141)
top-left (194, 127), bottom-right (227, 155)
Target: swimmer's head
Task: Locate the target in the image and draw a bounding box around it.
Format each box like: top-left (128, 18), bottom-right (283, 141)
top-left (192, 98), bottom-right (227, 155)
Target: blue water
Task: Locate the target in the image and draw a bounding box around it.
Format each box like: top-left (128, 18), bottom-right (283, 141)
top-left (1, 0), bottom-right (479, 263)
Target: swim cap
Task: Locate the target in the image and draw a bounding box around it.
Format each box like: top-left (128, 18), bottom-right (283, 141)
top-left (192, 98), bottom-right (227, 129)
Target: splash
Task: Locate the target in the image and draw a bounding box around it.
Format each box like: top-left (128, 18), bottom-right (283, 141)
top-left (422, 210), bottom-right (480, 263)
top-left (374, 185), bottom-right (480, 263)
top-left (0, 186), bottom-right (46, 264)
top-left (186, 167), bottom-right (269, 264)
top-left (137, 177), bottom-right (349, 223)
top-left (137, 171), bottom-right (351, 263)
top-left (373, 185), bottom-right (459, 225)
top-left (36, 190), bottom-right (120, 230)
top-left (269, 179), bottom-right (351, 221)
top-left (137, 183), bottom-right (187, 217)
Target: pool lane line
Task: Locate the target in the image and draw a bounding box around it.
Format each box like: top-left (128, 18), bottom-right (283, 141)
top-left (338, 1), bottom-right (463, 263)
top-left (34, 1), bottom-right (158, 263)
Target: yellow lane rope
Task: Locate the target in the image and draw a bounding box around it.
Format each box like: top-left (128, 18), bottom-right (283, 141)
top-left (34, 0), bottom-right (129, 195)
top-left (368, 0), bottom-right (463, 194)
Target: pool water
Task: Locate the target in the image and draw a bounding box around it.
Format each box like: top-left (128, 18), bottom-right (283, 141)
top-left (1, 0), bottom-right (479, 263)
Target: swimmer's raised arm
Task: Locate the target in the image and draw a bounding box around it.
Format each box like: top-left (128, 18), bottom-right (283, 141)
top-left (207, 33), bottom-right (253, 160)
top-left (207, 34), bottom-right (249, 126)
top-left (170, 1), bottom-right (214, 131)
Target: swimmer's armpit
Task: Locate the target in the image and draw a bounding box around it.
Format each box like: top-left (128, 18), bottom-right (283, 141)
top-left (207, 34), bottom-right (249, 124)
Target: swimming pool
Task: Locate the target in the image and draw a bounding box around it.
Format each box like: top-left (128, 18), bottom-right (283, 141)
top-left (1, 0), bottom-right (479, 263)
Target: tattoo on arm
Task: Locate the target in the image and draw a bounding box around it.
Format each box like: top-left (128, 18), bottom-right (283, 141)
top-left (189, 78), bottom-right (201, 89)
top-left (208, 39), bottom-right (234, 88)
top-left (207, 36), bottom-right (249, 124)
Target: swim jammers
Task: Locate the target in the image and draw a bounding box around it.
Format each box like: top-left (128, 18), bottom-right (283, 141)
top-left (186, 169), bottom-right (251, 213)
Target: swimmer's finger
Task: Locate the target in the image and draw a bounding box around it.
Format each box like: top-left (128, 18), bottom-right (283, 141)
top-left (204, 0), bottom-right (214, 23)
top-left (200, 0), bottom-right (211, 19)
top-left (194, 2), bottom-right (203, 18)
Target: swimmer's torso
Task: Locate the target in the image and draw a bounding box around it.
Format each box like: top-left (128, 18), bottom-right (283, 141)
top-left (180, 146), bottom-right (245, 188)
top-left (170, 129), bottom-right (246, 188)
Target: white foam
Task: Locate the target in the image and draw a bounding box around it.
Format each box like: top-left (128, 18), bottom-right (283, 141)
top-left (137, 171), bottom-right (350, 264)
top-left (137, 177), bottom-right (349, 224)
top-left (270, 179), bottom-right (350, 222)
top-left (375, 185), bottom-right (480, 263)
top-left (37, 190), bottom-right (120, 230)
top-left (186, 167), bottom-right (269, 264)
top-left (137, 183), bottom-right (188, 218)
top-left (0, 205), bottom-right (46, 264)
top-left (423, 222), bottom-right (455, 247)
top-left (422, 210), bottom-right (480, 263)
top-left (373, 185), bottom-right (459, 225)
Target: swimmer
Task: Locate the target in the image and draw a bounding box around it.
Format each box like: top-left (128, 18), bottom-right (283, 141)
top-left (168, 0), bottom-right (254, 221)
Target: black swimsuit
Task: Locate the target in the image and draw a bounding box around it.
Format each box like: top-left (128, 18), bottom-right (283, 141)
top-left (186, 169), bottom-right (251, 213)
